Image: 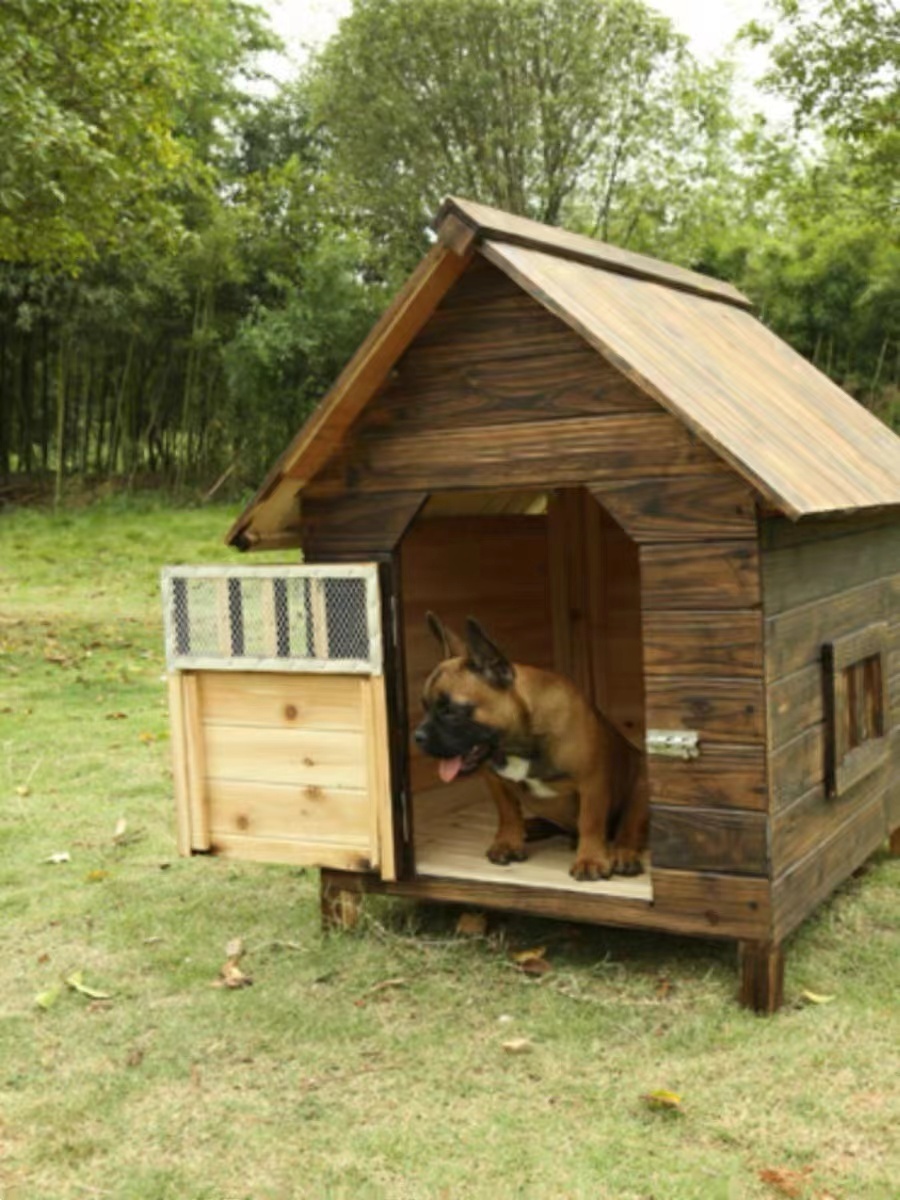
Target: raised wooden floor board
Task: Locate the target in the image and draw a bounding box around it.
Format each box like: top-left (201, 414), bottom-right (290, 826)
top-left (413, 779), bottom-right (653, 901)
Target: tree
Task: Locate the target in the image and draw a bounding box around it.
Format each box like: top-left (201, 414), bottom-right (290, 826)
top-left (743, 0), bottom-right (899, 164)
top-left (0, 0), bottom-right (276, 272)
top-left (308, 0), bottom-right (733, 267)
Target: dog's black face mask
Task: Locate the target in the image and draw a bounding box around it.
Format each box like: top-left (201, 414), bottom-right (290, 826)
top-left (414, 692), bottom-right (501, 781)
top-left (414, 613), bottom-right (516, 783)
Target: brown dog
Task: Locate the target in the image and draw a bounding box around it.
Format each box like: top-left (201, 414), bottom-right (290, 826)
top-left (414, 613), bottom-right (647, 880)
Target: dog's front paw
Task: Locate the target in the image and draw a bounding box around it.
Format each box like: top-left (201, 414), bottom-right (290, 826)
top-left (570, 853), bottom-right (614, 882)
top-left (487, 840), bottom-right (527, 865)
top-left (611, 847), bottom-right (644, 877)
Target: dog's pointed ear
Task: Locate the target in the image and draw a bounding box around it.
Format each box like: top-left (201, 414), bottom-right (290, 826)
top-left (426, 611), bottom-right (466, 659)
top-left (465, 618), bottom-right (514, 689)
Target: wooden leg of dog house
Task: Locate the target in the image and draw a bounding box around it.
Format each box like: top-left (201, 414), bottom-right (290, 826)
top-left (737, 940), bottom-right (785, 1014)
top-left (320, 870), bottom-right (363, 932)
top-left (889, 828), bottom-right (900, 856)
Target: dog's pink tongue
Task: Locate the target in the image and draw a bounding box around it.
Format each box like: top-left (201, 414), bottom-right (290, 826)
top-left (438, 756), bottom-right (463, 783)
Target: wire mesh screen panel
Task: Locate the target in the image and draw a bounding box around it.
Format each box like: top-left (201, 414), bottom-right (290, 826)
top-left (161, 565), bottom-right (382, 674)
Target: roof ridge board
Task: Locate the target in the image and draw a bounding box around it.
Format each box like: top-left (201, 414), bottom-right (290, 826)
top-left (434, 196), bottom-right (754, 312)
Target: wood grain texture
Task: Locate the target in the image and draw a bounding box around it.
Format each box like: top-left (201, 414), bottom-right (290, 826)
top-left (772, 782), bottom-right (888, 942)
top-left (211, 835), bottom-right (373, 872)
top-left (761, 518), bottom-right (900, 615)
top-left (738, 941), bottom-right (785, 1013)
top-left (227, 242), bottom-right (472, 549)
top-left (547, 489), bottom-right (645, 747)
top-left (321, 865), bottom-right (770, 938)
top-left (198, 672), bottom-right (365, 731)
top-left (767, 665), bottom-right (823, 752)
top-left (183, 673), bottom-right (211, 852)
top-left (436, 197), bottom-right (752, 308)
top-left (769, 724), bottom-right (826, 813)
top-left (647, 744), bottom-right (768, 812)
top-left (167, 673), bottom-right (193, 857)
top-left (770, 763), bottom-right (889, 878)
top-left (643, 611), bottom-right (763, 678)
top-left (590, 473), bottom-right (757, 543)
top-left (641, 542), bottom-right (761, 611)
top-left (300, 491), bottom-right (426, 559)
top-left (645, 676), bottom-right (765, 744)
top-left (765, 576), bottom-right (893, 680)
top-left (206, 778), bottom-right (370, 844)
top-left (400, 514), bottom-right (554, 795)
top-left (308, 411), bottom-right (721, 499)
top-left (484, 240), bottom-right (900, 518)
top-left (651, 805), bottom-right (768, 875)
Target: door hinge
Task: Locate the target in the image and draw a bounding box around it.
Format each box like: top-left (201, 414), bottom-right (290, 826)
top-left (646, 730), bottom-right (700, 760)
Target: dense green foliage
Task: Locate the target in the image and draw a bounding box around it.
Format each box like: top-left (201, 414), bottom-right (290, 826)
top-left (0, 0), bottom-right (897, 494)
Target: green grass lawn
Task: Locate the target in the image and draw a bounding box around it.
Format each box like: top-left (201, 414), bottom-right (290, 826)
top-left (1, 496), bottom-right (898, 1200)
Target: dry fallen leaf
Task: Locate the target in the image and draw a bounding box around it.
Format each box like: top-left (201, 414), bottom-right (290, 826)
top-left (225, 937), bottom-right (245, 960)
top-left (641, 1089), bottom-right (683, 1112)
top-left (512, 946), bottom-right (547, 963)
top-left (800, 989), bottom-right (836, 1006)
top-left (138, 732), bottom-right (156, 744)
top-left (85, 870), bottom-right (109, 883)
top-left (35, 986), bottom-right (61, 1011)
top-left (113, 817), bottom-right (128, 842)
top-left (105, 712), bottom-right (128, 721)
top-left (213, 957), bottom-right (253, 989)
top-left (502, 1037), bottom-right (534, 1054)
top-left (511, 945), bottom-right (552, 977)
top-left (65, 971), bottom-right (112, 1001)
top-left (15, 784), bottom-right (31, 797)
top-left (456, 912), bottom-right (487, 937)
top-left (43, 852), bottom-right (71, 865)
top-left (758, 1166), bottom-right (812, 1197)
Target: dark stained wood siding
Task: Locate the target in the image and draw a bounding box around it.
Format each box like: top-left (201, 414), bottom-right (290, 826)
top-left (303, 259), bottom-right (770, 906)
top-left (304, 263), bottom-right (724, 510)
top-left (762, 514), bottom-right (900, 938)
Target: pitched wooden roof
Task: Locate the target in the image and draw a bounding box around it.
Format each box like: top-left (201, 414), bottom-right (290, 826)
top-left (228, 197), bottom-right (900, 549)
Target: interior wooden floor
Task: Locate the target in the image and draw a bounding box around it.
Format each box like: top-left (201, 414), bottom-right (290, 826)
top-left (413, 776), bottom-right (653, 900)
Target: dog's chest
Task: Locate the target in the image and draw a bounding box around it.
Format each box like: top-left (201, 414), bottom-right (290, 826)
top-left (491, 752), bottom-right (564, 799)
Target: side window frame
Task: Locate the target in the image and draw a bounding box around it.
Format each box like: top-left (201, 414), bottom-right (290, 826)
top-left (822, 621), bottom-right (891, 798)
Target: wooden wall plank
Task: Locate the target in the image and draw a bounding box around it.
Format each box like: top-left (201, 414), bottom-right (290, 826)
top-left (371, 346), bottom-right (661, 432)
top-left (206, 778), bottom-right (370, 844)
top-left (183, 673), bottom-right (211, 851)
top-left (769, 724), bottom-right (825, 813)
top-left (301, 491), bottom-right (425, 559)
top-left (590, 473), bottom-right (757, 542)
top-left (644, 611), bottom-right (763, 677)
top-left (651, 805), bottom-right (768, 875)
top-left (771, 763), bottom-right (889, 878)
top-left (767, 664), bottom-right (823, 751)
top-left (334, 865), bottom-right (770, 938)
top-left (888, 726), bottom-right (900, 830)
top-left (211, 835), bottom-right (373, 872)
top-left (765, 577), bottom-right (891, 680)
top-left (645, 677), bottom-right (765, 744)
top-left (198, 672), bottom-right (365, 731)
top-left (204, 724), bottom-right (367, 790)
top-left (647, 744), bottom-right (768, 812)
top-left (309, 412), bottom-right (722, 498)
top-left (641, 542), bottom-right (761, 611)
top-left (772, 782), bottom-right (888, 942)
top-left (761, 518), bottom-right (900, 615)
top-left (167, 673), bottom-right (193, 856)
top-left (400, 514), bottom-right (554, 796)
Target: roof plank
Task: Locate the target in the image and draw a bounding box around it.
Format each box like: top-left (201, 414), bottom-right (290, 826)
top-left (482, 240), bottom-right (900, 518)
top-left (435, 196), bottom-right (753, 310)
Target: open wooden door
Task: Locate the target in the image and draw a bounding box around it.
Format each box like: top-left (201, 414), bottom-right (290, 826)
top-left (162, 565), bottom-right (395, 879)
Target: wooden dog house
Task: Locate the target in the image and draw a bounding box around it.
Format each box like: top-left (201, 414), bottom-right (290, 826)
top-left (164, 198), bottom-right (900, 1011)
